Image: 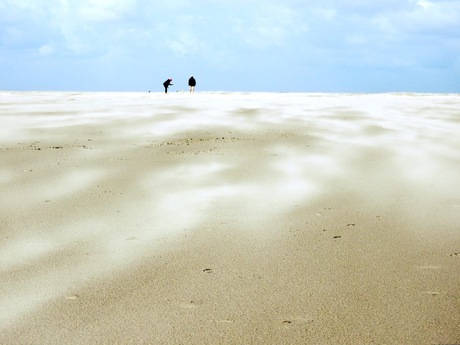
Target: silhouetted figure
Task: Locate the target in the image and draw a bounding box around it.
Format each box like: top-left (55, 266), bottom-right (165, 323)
top-left (163, 78), bottom-right (173, 93)
top-left (188, 76), bottom-right (196, 93)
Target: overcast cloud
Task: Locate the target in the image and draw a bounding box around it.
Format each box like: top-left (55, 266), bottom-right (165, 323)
top-left (1, 0), bottom-right (459, 92)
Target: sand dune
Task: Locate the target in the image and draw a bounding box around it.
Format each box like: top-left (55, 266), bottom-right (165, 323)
top-left (1, 92), bottom-right (459, 344)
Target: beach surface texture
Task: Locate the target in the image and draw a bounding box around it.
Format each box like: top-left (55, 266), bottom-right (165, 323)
top-left (1, 92), bottom-right (459, 344)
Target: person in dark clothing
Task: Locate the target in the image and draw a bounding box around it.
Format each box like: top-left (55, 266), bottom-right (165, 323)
top-left (163, 78), bottom-right (173, 93)
top-left (188, 76), bottom-right (196, 93)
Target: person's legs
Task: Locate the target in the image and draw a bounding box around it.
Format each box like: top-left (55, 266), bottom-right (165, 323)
top-left (164, 86), bottom-right (168, 94)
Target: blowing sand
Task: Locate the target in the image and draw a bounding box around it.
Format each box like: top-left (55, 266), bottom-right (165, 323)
top-left (1, 91), bottom-right (459, 344)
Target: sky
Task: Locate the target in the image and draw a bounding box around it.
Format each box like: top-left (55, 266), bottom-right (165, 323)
top-left (1, 0), bottom-right (459, 92)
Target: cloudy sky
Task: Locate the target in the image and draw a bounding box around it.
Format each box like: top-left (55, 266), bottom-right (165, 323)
top-left (1, 0), bottom-right (459, 92)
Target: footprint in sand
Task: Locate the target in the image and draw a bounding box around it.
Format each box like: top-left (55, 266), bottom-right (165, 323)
top-left (423, 291), bottom-right (443, 296)
top-left (282, 316), bottom-right (313, 326)
top-left (65, 294), bottom-right (79, 300)
top-left (180, 300), bottom-right (204, 308)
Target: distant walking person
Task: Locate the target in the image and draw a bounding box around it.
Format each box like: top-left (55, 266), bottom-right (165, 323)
top-left (163, 78), bottom-right (173, 94)
top-left (188, 76), bottom-right (196, 93)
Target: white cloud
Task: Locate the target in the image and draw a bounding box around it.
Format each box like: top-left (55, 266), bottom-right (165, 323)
top-left (417, 0), bottom-right (433, 8)
top-left (75, 0), bottom-right (137, 22)
top-left (406, 1), bottom-right (460, 35)
top-left (229, 4), bottom-right (308, 49)
top-left (169, 31), bottom-right (204, 56)
top-left (39, 43), bottom-right (55, 56)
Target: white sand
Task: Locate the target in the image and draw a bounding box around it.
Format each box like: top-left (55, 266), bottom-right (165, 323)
top-left (1, 91), bottom-right (459, 344)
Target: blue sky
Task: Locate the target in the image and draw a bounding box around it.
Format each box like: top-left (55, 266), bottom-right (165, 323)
top-left (1, 0), bottom-right (459, 92)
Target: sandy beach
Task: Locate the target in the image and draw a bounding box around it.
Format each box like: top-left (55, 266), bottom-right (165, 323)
top-left (1, 91), bottom-right (459, 344)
